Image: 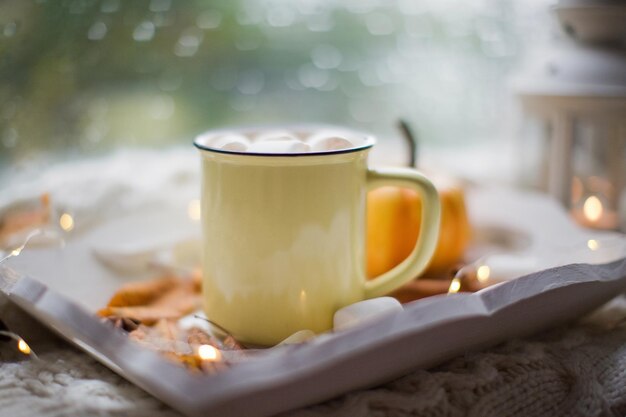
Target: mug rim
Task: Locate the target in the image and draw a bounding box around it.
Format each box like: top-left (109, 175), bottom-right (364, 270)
top-left (193, 124), bottom-right (375, 157)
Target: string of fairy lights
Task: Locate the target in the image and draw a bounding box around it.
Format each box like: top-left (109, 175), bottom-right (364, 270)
top-left (0, 221), bottom-right (70, 362)
top-left (0, 328), bottom-right (38, 360)
top-left (0, 229), bottom-right (41, 360)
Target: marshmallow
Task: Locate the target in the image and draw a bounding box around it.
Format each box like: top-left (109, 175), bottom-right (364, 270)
top-left (333, 297), bottom-right (403, 331)
top-left (278, 329), bottom-right (316, 345)
top-left (208, 134), bottom-right (250, 152)
top-left (178, 311), bottom-right (213, 333)
top-left (255, 131), bottom-right (298, 143)
top-left (248, 139), bottom-right (311, 154)
top-left (308, 132), bottom-right (355, 152)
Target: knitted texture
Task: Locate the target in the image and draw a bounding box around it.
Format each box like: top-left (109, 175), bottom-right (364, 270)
top-left (2, 296), bottom-right (626, 417)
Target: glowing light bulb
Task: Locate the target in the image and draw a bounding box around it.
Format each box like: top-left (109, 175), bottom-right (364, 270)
top-left (476, 265), bottom-right (491, 283)
top-left (17, 339), bottom-right (31, 355)
top-left (587, 239), bottom-right (599, 251)
top-left (448, 277), bottom-right (461, 294)
top-left (198, 344), bottom-right (220, 362)
top-left (59, 213), bottom-right (75, 231)
top-left (187, 199), bottom-right (201, 221)
top-left (583, 196), bottom-right (603, 223)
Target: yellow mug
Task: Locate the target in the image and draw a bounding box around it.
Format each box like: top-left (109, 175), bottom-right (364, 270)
top-left (194, 125), bottom-right (440, 346)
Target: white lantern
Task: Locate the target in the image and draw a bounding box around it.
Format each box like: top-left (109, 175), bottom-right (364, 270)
top-left (513, 0), bottom-right (626, 231)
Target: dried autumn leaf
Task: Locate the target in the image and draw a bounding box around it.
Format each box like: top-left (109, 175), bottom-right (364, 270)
top-left (152, 319), bottom-right (181, 342)
top-left (98, 274), bottom-right (201, 324)
top-left (222, 335), bottom-right (243, 351)
top-left (187, 327), bottom-right (216, 346)
top-left (106, 276), bottom-right (180, 308)
top-left (101, 316), bottom-right (141, 332)
top-left (0, 193), bottom-right (50, 248)
top-left (150, 279), bottom-right (200, 314)
top-left (99, 272), bottom-right (243, 374)
top-left (98, 306), bottom-right (185, 325)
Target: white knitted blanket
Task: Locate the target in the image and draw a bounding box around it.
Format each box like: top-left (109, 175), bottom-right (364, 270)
top-left (2, 293), bottom-right (626, 417)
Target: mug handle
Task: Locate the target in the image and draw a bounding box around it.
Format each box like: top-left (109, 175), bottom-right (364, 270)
top-left (364, 167), bottom-right (441, 299)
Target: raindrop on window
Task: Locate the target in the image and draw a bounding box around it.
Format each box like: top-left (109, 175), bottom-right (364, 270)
top-left (311, 44), bottom-right (342, 69)
top-left (229, 95), bottom-right (256, 112)
top-left (482, 37), bottom-right (514, 58)
top-left (87, 22), bottom-right (107, 41)
top-left (2, 128), bottom-right (18, 148)
top-left (150, 95), bottom-right (175, 120)
top-left (298, 64), bottom-right (329, 89)
top-left (349, 100), bottom-right (376, 123)
top-left (284, 70), bottom-right (306, 91)
top-left (69, 0), bottom-right (87, 14)
top-left (376, 60), bottom-right (395, 84)
top-left (175, 37), bottom-right (200, 57)
top-left (236, 70), bottom-right (265, 95)
top-left (337, 53), bottom-right (359, 72)
top-left (345, 0), bottom-right (377, 15)
top-left (396, 34), bottom-right (415, 57)
top-left (149, 0), bottom-right (171, 13)
top-left (306, 12), bottom-right (334, 32)
top-left (365, 13), bottom-right (394, 36)
top-left (84, 124), bottom-right (107, 145)
top-left (133, 21), bottom-right (156, 42)
top-left (197, 10), bottom-right (222, 30)
top-left (235, 38), bottom-right (260, 51)
top-left (358, 66), bottom-right (383, 86)
top-left (404, 17), bottom-right (433, 39)
top-left (397, 0), bottom-right (424, 16)
top-left (174, 28), bottom-right (203, 57)
top-left (267, 7), bottom-right (296, 27)
top-left (316, 74), bottom-right (338, 92)
top-left (478, 21), bottom-right (513, 58)
top-left (211, 67), bottom-right (238, 92)
top-left (2, 102), bottom-right (17, 120)
top-left (158, 71), bottom-right (183, 92)
top-left (3, 22), bottom-right (17, 37)
top-left (88, 99), bottom-right (109, 120)
top-left (386, 54), bottom-right (408, 79)
top-left (237, 6), bottom-right (264, 26)
top-left (296, 0), bottom-right (325, 16)
top-left (153, 13), bottom-right (174, 28)
top-left (101, 0), bottom-right (120, 13)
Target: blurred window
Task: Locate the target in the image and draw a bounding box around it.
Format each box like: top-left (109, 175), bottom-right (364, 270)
top-left (0, 0), bottom-right (552, 179)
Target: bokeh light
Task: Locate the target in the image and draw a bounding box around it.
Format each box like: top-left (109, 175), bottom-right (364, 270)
top-left (0, 0), bottom-right (553, 183)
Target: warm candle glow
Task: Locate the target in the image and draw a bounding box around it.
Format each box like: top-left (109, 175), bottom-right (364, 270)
top-left (476, 265), bottom-right (491, 283)
top-left (187, 199), bottom-right (201, 221)
top-left (198, 344), bottom-right (220, 362)
top-left (583, 196), bottom-right (603, 223)
top-left (17, 339), bottom-right (32, 355)
top-left (59, 213), bottom-right (75, 231)
top-left (572, 192), bottom-right (618, 231)
top-left (448, 277), bottom-right (461, 293)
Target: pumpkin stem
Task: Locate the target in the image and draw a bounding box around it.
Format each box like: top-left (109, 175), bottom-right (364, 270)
top-left (397, 119), bottom-right (418, 168)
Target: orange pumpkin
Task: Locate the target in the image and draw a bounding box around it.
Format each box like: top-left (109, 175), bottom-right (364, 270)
top-left (366, 177), bottom-right (471, 278)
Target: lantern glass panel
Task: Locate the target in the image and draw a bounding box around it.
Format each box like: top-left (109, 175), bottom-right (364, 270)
top-left (569, 117), bottom-right (625, 231)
